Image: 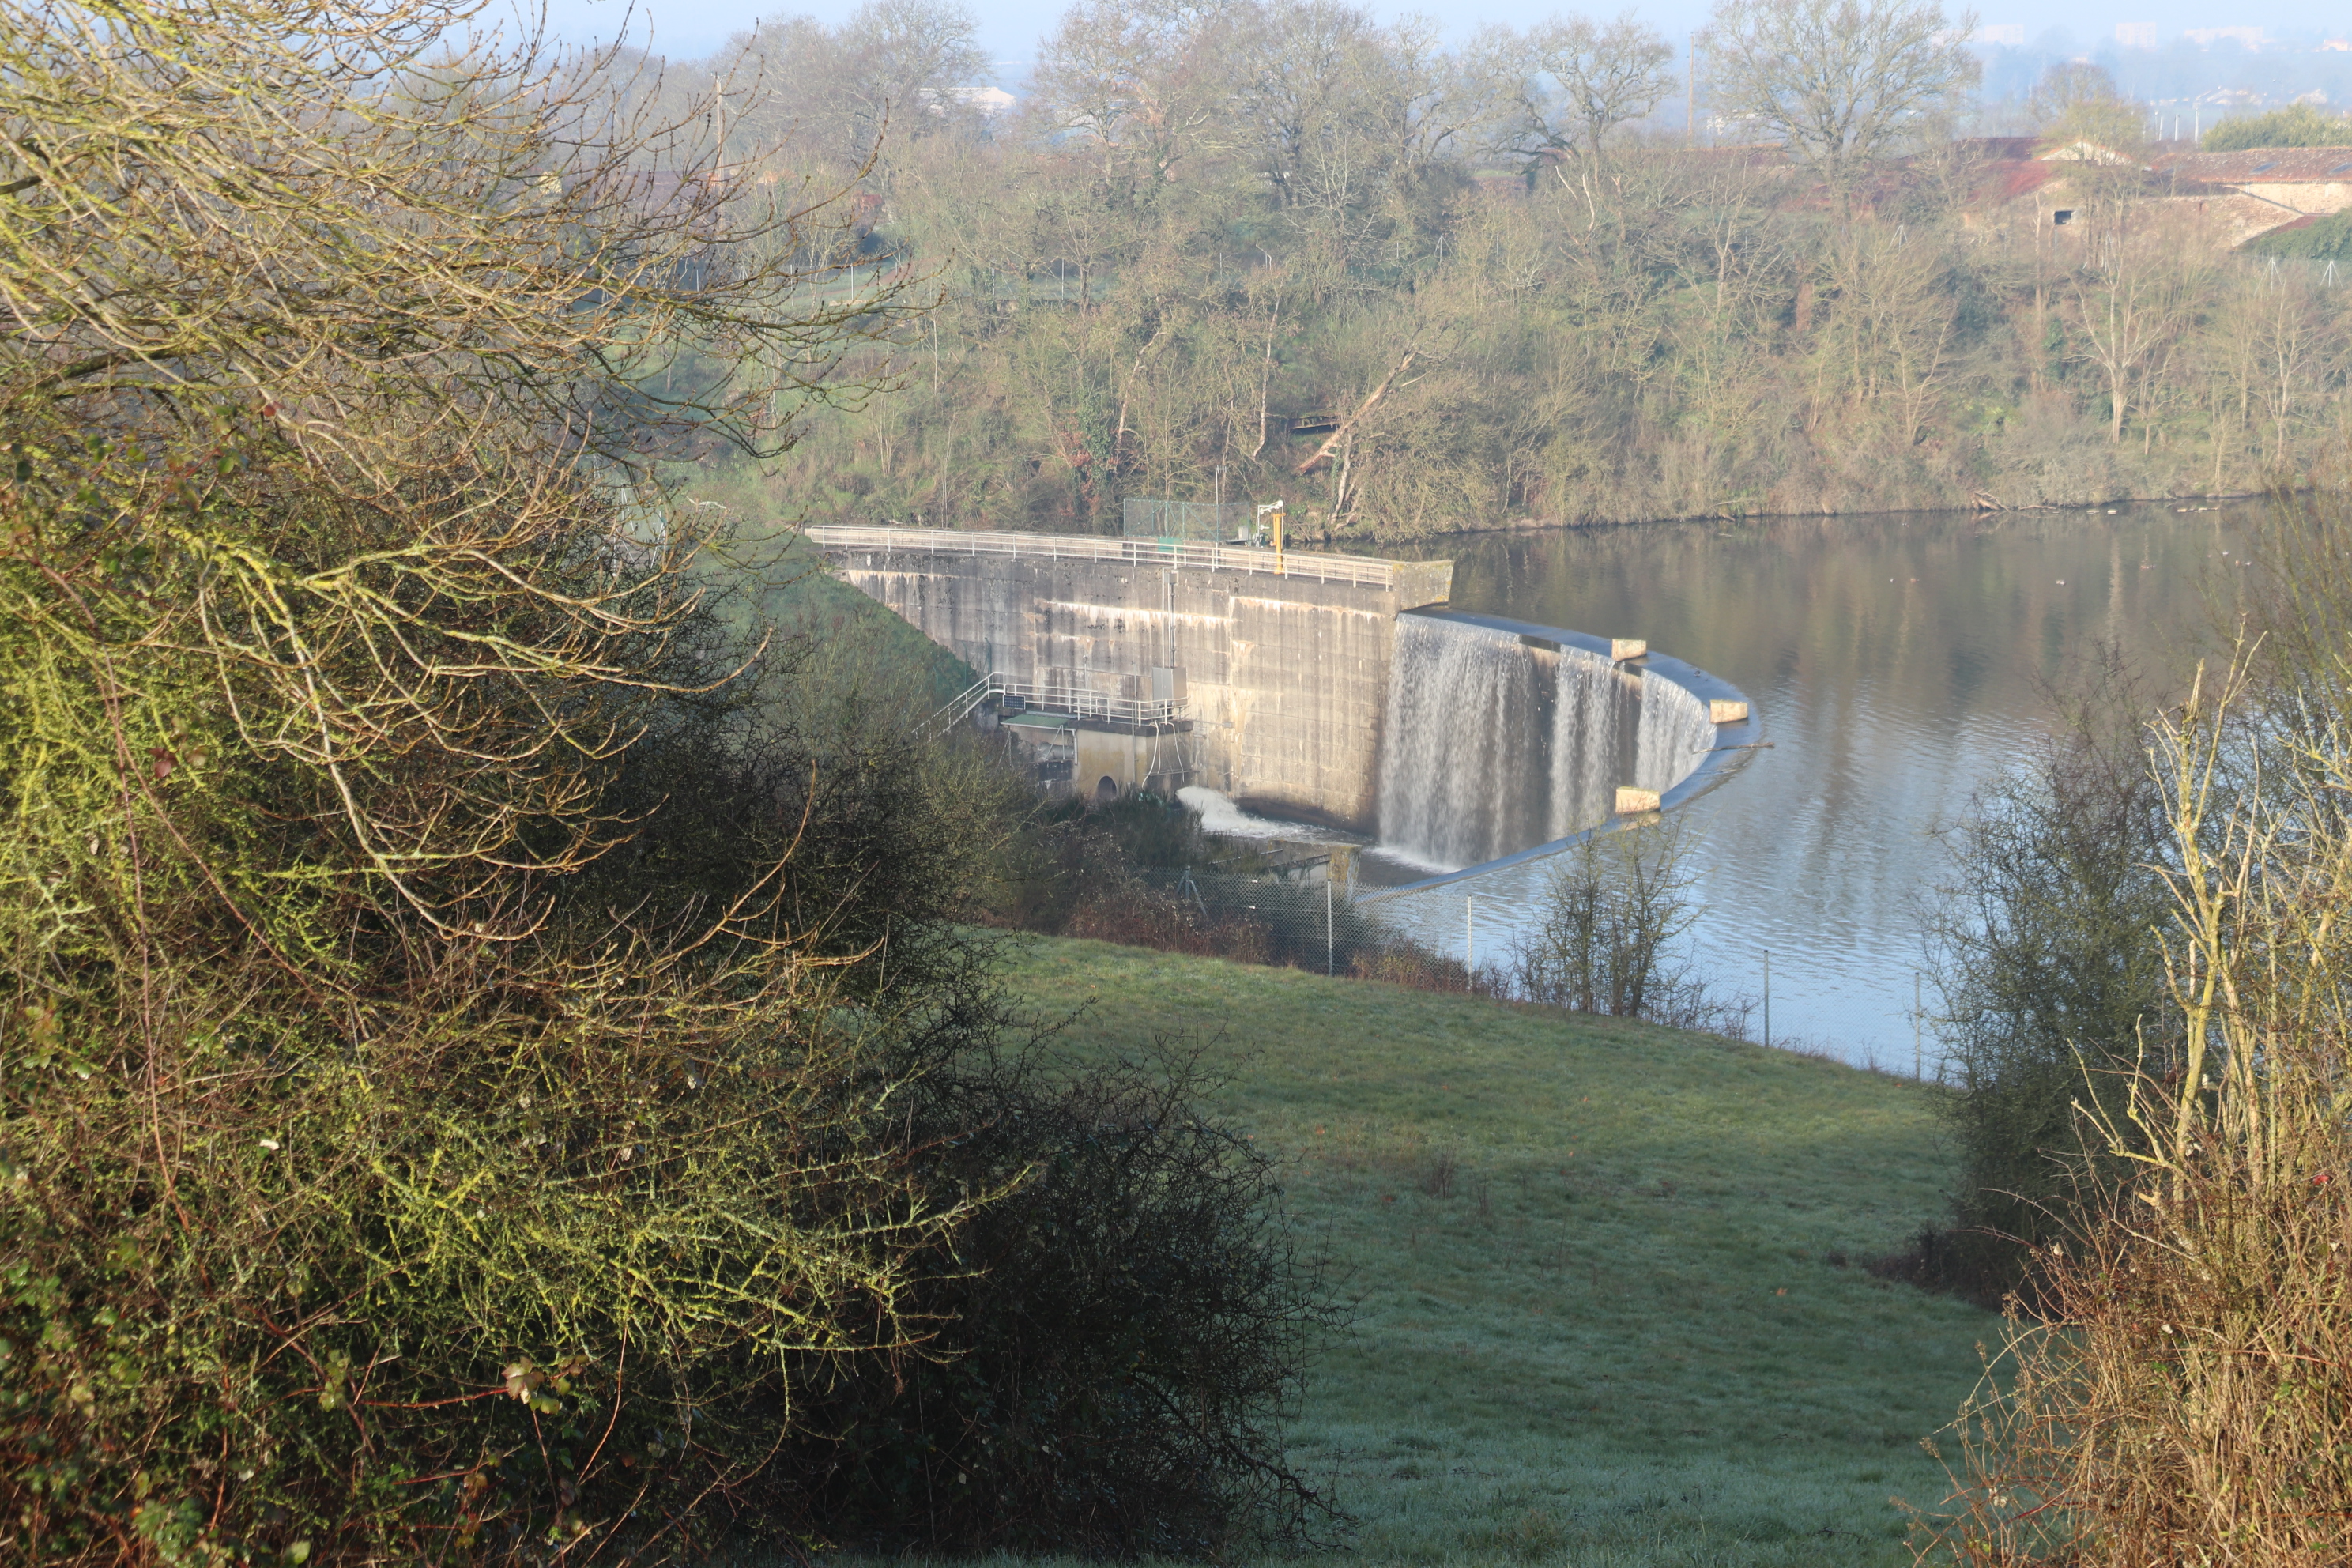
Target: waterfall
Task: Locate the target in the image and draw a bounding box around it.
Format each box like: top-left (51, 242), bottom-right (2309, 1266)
top-left (1546, 643), bottom-right (1638, 842)
top-left (1634, 669), bottom-right (1718, 793)
top-left (1374, 617), bottom-right (1550, 871)
top-left (1376, 613), bottom-right (1715, 872)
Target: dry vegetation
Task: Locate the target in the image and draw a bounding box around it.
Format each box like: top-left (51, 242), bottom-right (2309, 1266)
top-left (1921, 658), bottom-right (2352, 1561)
top-left (641, 0), bottom-right (2351, 538)
top-left (0, 3), bottom-right (1326, 1562)
top-left (1909, 501), bottom-right (2352, 1562)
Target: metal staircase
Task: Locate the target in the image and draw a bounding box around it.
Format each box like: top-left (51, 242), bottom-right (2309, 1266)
top-left (925, 672), bottom-right (1187, 737)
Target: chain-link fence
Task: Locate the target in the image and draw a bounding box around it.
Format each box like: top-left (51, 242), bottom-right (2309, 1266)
top-left (1144, 860), bottom-right (1466, 982)
top-left (1056, 839), bottom-right (1782, 1042)
top-left (1119, 498), bottom-right (1253, 541)
top-left (1044, 824), bottom-right (1948, 1071)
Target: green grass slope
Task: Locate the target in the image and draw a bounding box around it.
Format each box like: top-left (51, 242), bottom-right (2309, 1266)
top-left (999, 937), bottom-right (1996, 1567)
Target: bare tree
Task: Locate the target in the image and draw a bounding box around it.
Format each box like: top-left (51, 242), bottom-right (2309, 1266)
top-left (1702, 0), bottom-right (1978, 197)
top-left (726, 0), bottom-right (989, 172)
top-left (2235, 269), bottom-right (2343, 472)
top-left (1513, 817), bottom-right (1747, 1031)
top-left (1379, 16), bottom-right (1502, 179)
top-left (1026, 0), bottom-right (1231, 191)
top-left (1224, 0), bottom-right (1390, 213)
top-left (2068, 218), bottom-right (2208, 444)
top-left (1810, 224), bottom-right (1958, 444)
top-left (1488, 12), bottom-right (1677, 169)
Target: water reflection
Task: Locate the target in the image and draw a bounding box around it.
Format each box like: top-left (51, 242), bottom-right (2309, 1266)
top-left (1370, 503), bottom-right (2256, 1068)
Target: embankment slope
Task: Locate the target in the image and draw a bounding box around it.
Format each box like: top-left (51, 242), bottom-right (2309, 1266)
top-left (1001, 937), bottom-right (1996, 1567)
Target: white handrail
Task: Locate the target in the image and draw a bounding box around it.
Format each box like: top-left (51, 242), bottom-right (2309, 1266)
top-left (925, 675), bottom-right (1000, 735)
top-left (925, 670), bottom-right (1185, 736)
top-left (808, 523), bottom-right (1401, 590)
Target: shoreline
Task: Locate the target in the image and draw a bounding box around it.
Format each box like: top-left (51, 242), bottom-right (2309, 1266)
top-left (1292, 488), bottom-right (2276, 549)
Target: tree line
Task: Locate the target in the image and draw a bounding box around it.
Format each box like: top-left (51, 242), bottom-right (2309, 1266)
top-left (650, 0), bottom-right (2352, 540)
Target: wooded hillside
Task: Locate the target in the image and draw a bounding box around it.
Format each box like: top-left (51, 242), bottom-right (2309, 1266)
top-left (658, 0), bottom-right (2351, 539)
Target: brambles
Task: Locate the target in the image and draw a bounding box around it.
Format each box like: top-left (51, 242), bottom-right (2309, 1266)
top-left (782, 1041), bottom-right (1337, 1554)
top-left (0, 2), bottom-right (1325, 1562)
top-left (1922, 651), bottom-right (2175, 1302)
top-left (1922, 571), bottom-right (2352, 1559)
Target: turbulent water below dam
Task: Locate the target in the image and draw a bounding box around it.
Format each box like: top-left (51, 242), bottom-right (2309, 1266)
top-left (1320, 501), bottom-right (2262, 1067)
top-left (1373, 613), bottom-right (1719, 873)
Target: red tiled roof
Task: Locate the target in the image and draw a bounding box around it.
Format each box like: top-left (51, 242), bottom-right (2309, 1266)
top-left (1988, 162), bottom-right (2056, 200)
top-left (2155, 148), bottom-right (2352, 182)
top-left (1958, 135), bottom-right (2043, 161)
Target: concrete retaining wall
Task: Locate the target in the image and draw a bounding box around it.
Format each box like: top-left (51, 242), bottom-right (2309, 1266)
top-left (809, 529), bottom-right (1453, 832)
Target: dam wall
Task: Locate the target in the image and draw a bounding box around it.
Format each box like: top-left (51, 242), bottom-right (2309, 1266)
top-left (808, 527), bottom-right (1453, 831)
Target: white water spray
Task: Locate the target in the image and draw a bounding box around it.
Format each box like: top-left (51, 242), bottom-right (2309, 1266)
top-left (1375, 614), bottom-right (1717, 871)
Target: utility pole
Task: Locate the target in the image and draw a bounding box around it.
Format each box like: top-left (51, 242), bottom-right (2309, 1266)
top-left (1762, 949), bottom-right (1770, 1050)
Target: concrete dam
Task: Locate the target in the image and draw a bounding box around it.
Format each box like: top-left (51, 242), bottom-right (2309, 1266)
top-left (808, 526), bottom-right (1752, 873)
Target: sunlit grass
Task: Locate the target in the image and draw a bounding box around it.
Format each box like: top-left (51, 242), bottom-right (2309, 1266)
top-left (994, 935), bottom-right (1995, 1566)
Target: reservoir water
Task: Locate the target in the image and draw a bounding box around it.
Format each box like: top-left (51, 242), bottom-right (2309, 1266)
top-left (1363, 501), bottom-right (2260, 1069)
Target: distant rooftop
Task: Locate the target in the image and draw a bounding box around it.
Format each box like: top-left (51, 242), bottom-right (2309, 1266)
top-left (2157, 148), bottom-right (2352, 182)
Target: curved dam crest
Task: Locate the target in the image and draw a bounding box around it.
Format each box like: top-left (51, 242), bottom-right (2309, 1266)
top-left (1378, 612), bottom-right (1724, 873)
top-left (805, 528), bottom-right (1753, 884)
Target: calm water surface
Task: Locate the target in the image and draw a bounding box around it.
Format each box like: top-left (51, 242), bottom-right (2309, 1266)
top-left (1369, 502), bottom-right (2260, 1069)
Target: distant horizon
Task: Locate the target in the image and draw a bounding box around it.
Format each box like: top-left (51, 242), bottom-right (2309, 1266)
top-left (515, 0), bottom-right (2348, 81)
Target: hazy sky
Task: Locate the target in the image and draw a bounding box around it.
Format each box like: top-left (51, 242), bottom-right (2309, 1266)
top-left (526, 0), bottom-right (2337, 77)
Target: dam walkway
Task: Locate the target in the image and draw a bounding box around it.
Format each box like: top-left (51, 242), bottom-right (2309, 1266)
top-left (806, 525), bottom-right (1448, 597)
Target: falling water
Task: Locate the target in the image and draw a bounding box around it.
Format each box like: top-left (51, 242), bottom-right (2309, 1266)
top-left (1375, 613), bottom-right (1718, 873)
top-left (1635, 665), bottom-right (1719, 793)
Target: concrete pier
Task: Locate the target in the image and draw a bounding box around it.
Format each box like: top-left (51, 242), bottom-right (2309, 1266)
top-left (807, 527), bottom-right (1452, 831)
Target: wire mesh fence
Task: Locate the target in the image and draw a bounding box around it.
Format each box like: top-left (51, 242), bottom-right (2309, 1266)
top-left (1059, 849), bottom-right (1788, 1050)
top-left (1119, 498), bottom-right (1253, 541)
top-left (1048, 820), bottom-right (1934, 1074)
top-left (1135, 861), bottom-right (1472, 984)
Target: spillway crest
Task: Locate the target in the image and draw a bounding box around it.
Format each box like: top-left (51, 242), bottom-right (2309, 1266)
top-left (1375, 614), bottom-right (1717, 871)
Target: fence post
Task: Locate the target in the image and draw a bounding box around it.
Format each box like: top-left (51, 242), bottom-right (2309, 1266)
top-left (1325, 876), bottom-right (1334, 977)
top-left (1762, 949), bottom-right (1770, 1050)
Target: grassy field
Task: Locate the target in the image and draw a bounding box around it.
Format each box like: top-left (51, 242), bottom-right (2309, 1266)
top-left (994, 936), bottom-right (1997, 1567)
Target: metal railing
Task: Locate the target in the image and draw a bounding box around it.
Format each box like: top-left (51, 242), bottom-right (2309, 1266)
top-left (925, 670), bottom-right (1186, 735)
top-left (807, 524), bottom-right (1405, 590)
